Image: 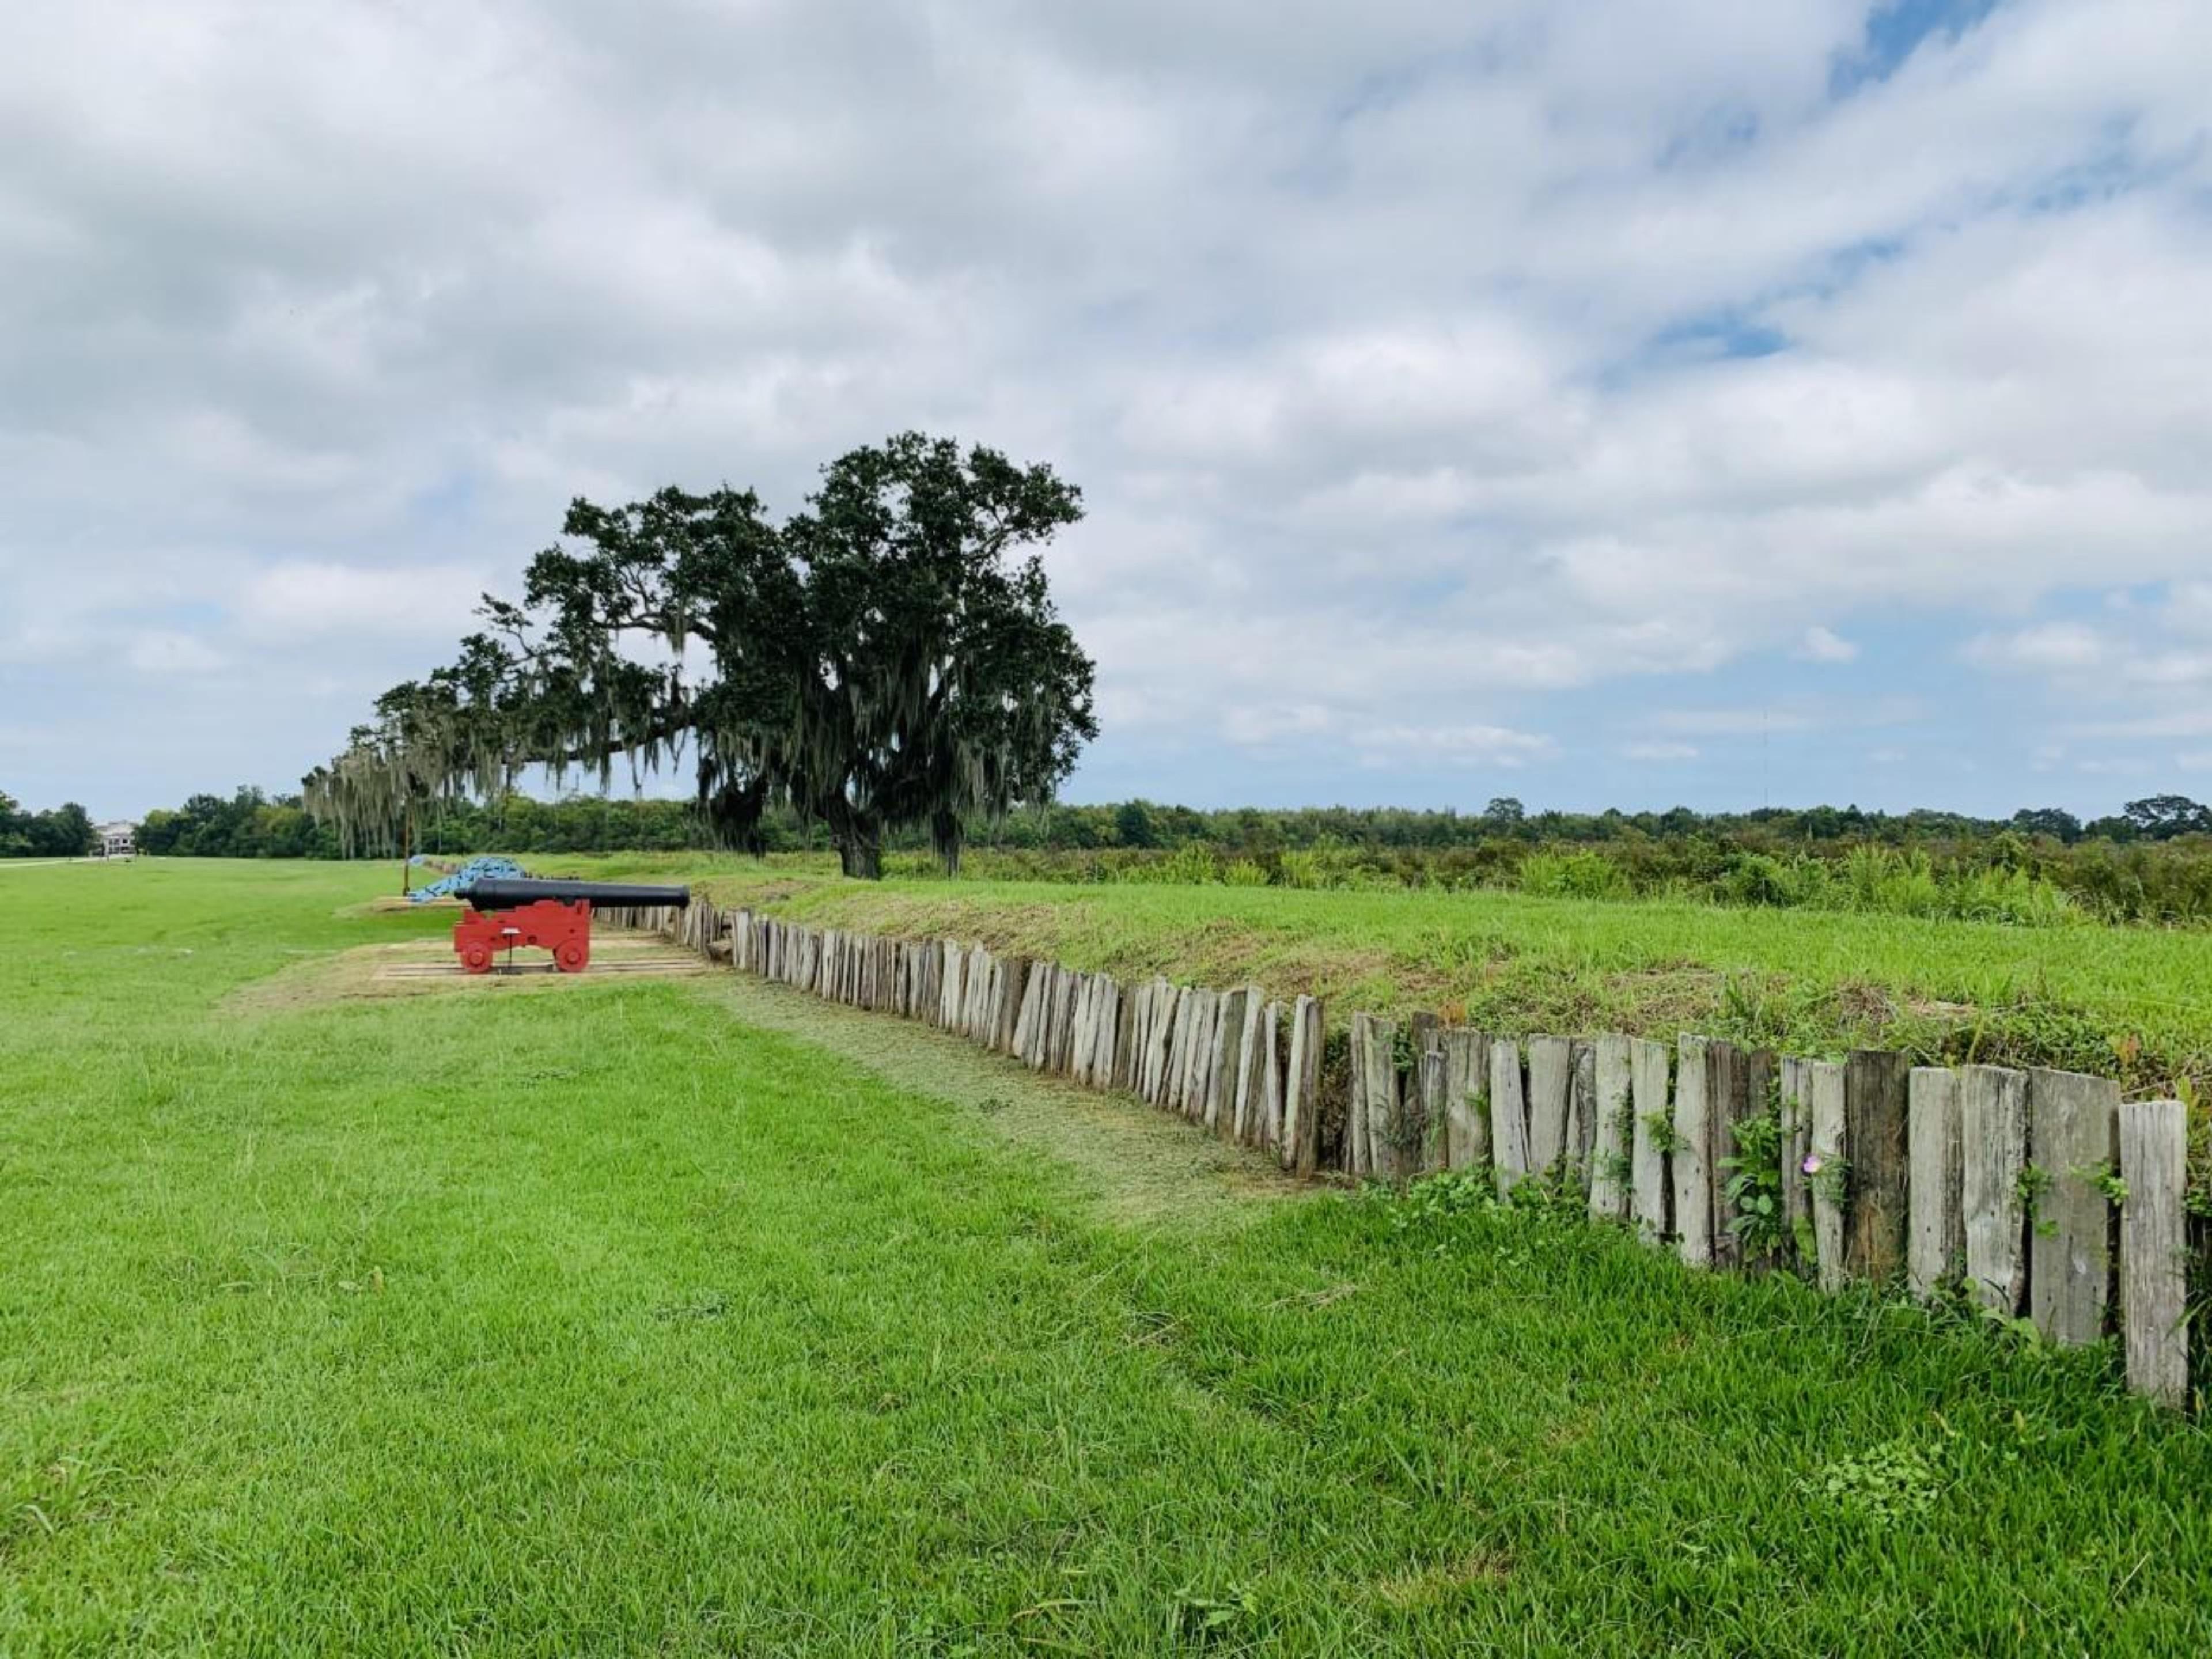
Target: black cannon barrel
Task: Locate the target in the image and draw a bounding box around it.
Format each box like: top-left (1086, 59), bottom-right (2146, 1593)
top-left (461, 878), bottom-right (691, 911)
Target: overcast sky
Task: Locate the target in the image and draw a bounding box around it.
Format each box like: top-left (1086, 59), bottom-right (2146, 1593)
top-left (3, 1), bottom-right (2208, 823)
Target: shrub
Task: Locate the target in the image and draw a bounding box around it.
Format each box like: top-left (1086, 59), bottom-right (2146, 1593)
top-left (1518, 849), bottom-right (1633, 901)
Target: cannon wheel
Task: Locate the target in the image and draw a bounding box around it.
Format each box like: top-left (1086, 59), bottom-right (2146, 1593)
top-left (459, 942), bottom-right (495, 975)
top-left (554, 939), bottom-right (589, 974)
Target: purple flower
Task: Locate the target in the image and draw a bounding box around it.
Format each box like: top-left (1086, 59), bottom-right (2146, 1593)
top-left (1802, 1154), bottom-right (1824, 1176)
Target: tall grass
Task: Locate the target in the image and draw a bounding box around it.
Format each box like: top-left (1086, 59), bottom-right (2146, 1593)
top-left (895, 840), bottom-right (2092, 929)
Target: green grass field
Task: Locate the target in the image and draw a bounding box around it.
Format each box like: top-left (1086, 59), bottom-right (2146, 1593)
top-left (5, 858), bottom-right (2209, 1654)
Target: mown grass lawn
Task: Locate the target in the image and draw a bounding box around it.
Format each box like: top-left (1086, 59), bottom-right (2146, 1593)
top-left (3, 858), bottom-right (2209, 1655)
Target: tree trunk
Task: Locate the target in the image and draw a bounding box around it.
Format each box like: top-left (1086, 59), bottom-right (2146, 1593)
top-left (836, 815), bottom-right (884, 880)
top-left (934, 810), bottom-right (963, 878)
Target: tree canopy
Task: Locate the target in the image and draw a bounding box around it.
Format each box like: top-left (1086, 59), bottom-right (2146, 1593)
top-left (306, 434), bottom-right (1098, 877)
top-left (0, 790), bottom-right (94, 858)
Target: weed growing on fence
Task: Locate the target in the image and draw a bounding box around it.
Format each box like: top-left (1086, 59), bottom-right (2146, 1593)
top-left (1594, 1143), bottom-right (1635, 1194)
top-left (2074, 1161), bottom-right (2131, 1207)
top-left (1802, 1148), bottom-right (1849, 1212)
top-left (1721, 1107), bottom-right (1790, 1263)
top-left (2016, 1162), bottom-right (2061, 1238)
top-left (1642, 1108), bottom-right (1688, 1156)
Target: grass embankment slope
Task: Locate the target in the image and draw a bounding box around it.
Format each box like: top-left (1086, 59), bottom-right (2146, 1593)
top-left (544, 851), bottom-right (2212, 1092)
top-left (4, 858), bottom-right (2209, 1654)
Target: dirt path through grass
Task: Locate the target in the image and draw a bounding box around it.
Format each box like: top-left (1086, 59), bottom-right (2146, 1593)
top-left (696, 973), bottom-right (1297, 1228)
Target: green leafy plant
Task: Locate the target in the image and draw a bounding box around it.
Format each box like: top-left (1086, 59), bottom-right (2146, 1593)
top-left (1594, 1146), bottom-right (1635, 1192)
top-left (1721, 1107), bottom-right (1789, 1263)
top-left (1173, 1583), bottom-right (1259, 1645)
top-left (2017, 1162), bottom-right (2061, 1236)
top-left (1801, 1436), bottom-right (1943, 1521)
top-left (2073, 1161), bottom-right (2129, 1206)
top-left (1373, 1169), bottom-right (1500, 1231)
top-left (1640, 1109), bottom-right (1686, 1156)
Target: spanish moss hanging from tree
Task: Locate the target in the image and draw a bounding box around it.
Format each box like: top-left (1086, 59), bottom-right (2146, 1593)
top-left (305, 433), bottom-right (1098, 879)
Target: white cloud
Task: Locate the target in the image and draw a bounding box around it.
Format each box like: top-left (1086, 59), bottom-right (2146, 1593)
top-left (1622, 741), bottom-right (1699, 762)
top-left (236, 560), bottom-right (488, 639)
top-left (2124, 650), bottom-right (2212, 687)
top-left (1797, 626), bottom-right (1858, 663)
top-left (1350, 723), bottom-right (1552, 768)
top-left (1964, 622), bottom-right (2108, 672)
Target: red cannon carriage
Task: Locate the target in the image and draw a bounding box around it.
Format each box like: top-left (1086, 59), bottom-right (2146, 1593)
top-left (452, 878), bottom-right (690, 974)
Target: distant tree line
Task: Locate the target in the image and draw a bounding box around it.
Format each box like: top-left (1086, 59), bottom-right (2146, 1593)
top-left (135, 787), bottom-right (729, 860)
top-left (108, 785), bottom-right (2212, 925)
top-left (1007, 794), bottom-right (2212, 851)
top-left (123, 785), bottom-right (2212, 858)
top-left (0, 789), bottom-right (94, 858)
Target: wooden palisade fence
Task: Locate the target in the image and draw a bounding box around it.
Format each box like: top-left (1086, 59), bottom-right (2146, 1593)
top-left (597, 902), bottom-right (2200, 1412)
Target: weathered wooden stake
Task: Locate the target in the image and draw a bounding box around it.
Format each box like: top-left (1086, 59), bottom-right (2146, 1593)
top-left (1706, 1040), bottom-right (1751, 1271)
top-left (2028, 1067), bottom-right (2119, 1348)
top-left (1164, 987), bottom-right (1195, 1111)
top-left (1230, 991), bottom-right (1266, 1145)
top-left (1440, 1028), bottom-right (1490, 1171)
top-left (1417, 1047), bottom-right (1446, 1179)
top-left (1672, 1035), bottom-right (1713, 1268)
top-left (995, 957), bottom-right (1030, 1054)
top-left (1960, 1064), bottom-right (2029, 1315)
top-left (1569, 1040), bottom-right (1597, 1190)
top-left (1906, 1067), bottom-right (1964, 1299)
top-left (1223, 990), bottom-right (1256, 1141)
top-left (1628, 1037), bottom-right (1671, 1245)
top-left (1183, 989), bottom-right (1219, 1121)
top-left (1526, 1036), bottom-right (1573, 1179)
top-left (1777, 1058), bottom-right (1809, 1255)
top-left (1256, 1000), bottom-right (1285, 1153)
top-left (1345, 1013), bottom-right (1372, 1179)
top-left (1589, 1035), bottom-right (1632, 1223)
top-left (1363, 1017), bottom-right (1403, 1177)
top-left (1230, 995), bottom-right (1265, 1141)
top-left (1285, 996), bottom-right (1323, 1176)
top-left (1843, 1050), bottom-right (1910, 1283)
top-left (1156, 980), bottom-right (1183, 1104)
top-left (2117, 1099), bottom-right (2190, 1409)
top-left (1488, 1038), bottom-right (1531, 1196)
top-left (1807, 1059), bottom-right (1847, 1292)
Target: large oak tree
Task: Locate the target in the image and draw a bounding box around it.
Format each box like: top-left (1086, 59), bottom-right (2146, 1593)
top-left (307, 434), bottom-right (1097, 878)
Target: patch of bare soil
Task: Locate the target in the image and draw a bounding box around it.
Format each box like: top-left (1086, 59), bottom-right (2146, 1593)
top-left (227, 933), bottom-right (709, 1013)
